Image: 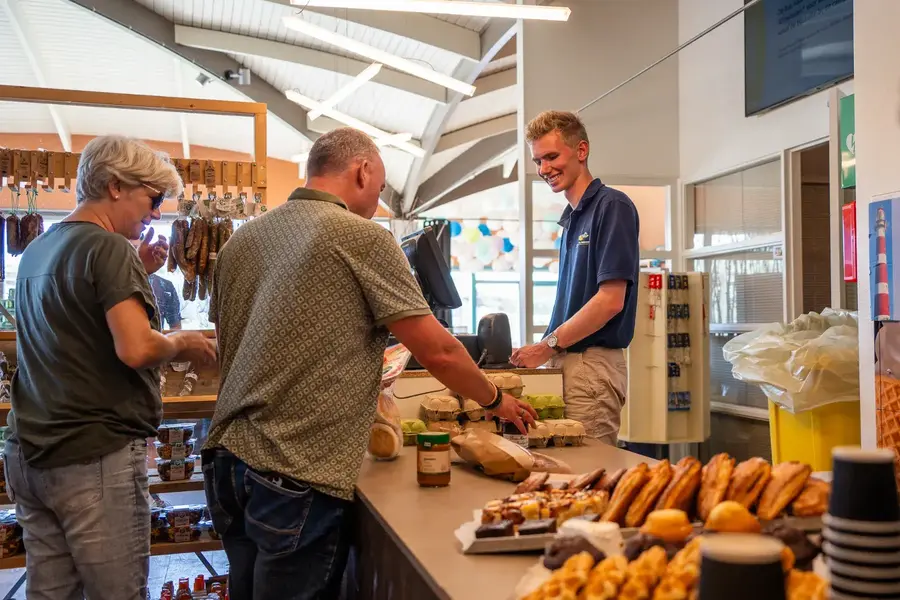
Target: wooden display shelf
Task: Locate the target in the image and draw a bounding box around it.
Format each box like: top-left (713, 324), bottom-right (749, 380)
top-left (0, 539), bottom-right (223, 570)
top-left (0, 396), bottom-right (217, 422)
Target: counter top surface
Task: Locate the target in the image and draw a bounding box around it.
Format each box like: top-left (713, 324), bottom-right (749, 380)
top-left (400, 366), bottom-right (562, 378)
top-left (354, 440), bottom-right (651, 600)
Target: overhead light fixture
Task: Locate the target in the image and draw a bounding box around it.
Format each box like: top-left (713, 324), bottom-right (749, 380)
top-left (286, 89), bottom-right (426, 157)
top-left (282, 16), bottom-right (475, 96)
top-left (309, 63), bottom-right (382, 121)
top-left (291, 0), bottom-right (571, 22)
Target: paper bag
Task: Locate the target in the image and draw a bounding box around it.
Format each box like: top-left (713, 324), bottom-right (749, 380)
top-left (450, 429), bottom-right (572, 482)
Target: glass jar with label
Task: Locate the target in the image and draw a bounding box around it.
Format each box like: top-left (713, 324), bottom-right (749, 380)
top-left (501, 419), bottom-right (529, 449)
top-left (417, 431), bottom-right (451, 487)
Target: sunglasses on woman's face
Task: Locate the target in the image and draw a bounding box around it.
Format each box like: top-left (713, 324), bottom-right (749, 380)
top-left (142, 183), bottom-right (165, 211)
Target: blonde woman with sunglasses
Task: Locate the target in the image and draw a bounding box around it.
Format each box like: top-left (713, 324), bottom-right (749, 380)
top-left (4, 135), bottom-right (216, 599)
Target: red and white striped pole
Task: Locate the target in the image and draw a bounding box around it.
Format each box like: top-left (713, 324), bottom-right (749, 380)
top-left (876, 207), bottom-right (891, 320)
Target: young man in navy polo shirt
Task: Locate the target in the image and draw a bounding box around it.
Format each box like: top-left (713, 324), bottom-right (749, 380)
top-left (511, 111), bottom-right (640, 445)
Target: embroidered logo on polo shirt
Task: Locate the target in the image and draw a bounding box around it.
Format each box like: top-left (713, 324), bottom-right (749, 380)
top-left (577, 232), bottom-right (590, 246)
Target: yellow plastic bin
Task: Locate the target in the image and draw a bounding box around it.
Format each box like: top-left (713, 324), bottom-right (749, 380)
top-left (768, 400), bottom-right (861, 472)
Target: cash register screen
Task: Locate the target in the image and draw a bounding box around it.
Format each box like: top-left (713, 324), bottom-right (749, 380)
top-left (400, 226), bottom-right (462, 311)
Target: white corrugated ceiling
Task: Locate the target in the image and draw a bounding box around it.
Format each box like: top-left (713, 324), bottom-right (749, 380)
top-left (0, 0), bottom-right (519, 204)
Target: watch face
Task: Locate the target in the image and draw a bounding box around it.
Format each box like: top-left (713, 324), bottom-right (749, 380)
top-left (548, 335), bottom-right (558, 348)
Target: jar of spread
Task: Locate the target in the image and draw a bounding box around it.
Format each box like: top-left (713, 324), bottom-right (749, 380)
top-left (501, 419), bottom-right (529, 449)
top-left (417, 431), bottom-right (451, 487)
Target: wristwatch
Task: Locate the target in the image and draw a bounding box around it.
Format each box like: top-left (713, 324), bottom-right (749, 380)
top-left (546, 333), bottom-right (561, 351)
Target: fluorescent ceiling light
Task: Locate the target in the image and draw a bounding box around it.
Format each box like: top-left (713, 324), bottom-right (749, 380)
top-left (291, 0), bottom-right (571, 22)
top-left (309, 63), bottom-right (382, 121)
top-left (286, 89), bottom-right (425, 157)
top-left (282, 16), bottom-right (475, 96)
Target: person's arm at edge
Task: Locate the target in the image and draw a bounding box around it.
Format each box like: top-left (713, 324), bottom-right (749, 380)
top-left (551, 280), bottom-right (626, 349)
top-left (106, 296), bottom-right (195, 369)
top-left (387, 313), bottom-right (537, 431)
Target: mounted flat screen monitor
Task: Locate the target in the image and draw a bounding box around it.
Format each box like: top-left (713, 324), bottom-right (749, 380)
top-left (400, 226), bottom-right (462, 312)
top-left (744, 0), bottom-right (853, 116)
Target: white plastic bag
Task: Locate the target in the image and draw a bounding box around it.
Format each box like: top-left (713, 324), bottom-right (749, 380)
top-left (722, 308), bottom-right (859, 413)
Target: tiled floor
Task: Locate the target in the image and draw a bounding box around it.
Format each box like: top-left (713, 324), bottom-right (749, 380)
top-left (0, 491), bottom-right (227, 599)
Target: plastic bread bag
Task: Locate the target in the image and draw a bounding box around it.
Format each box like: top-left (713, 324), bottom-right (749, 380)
top-left (450, 429), bottom-right (572, 482)
top-left (722, 308), bottom-right (859, 413)
top-left (368, 344), bottom-right (412, 460)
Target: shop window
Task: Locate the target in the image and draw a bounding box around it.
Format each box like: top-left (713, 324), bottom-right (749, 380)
top-left (691, 160), bottom-right (781, 249)
top-left (689, 245), bottom-right (784, 325)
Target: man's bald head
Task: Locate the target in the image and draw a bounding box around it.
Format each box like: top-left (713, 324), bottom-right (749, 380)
top-left (304, 127), bottom-right (386, 219)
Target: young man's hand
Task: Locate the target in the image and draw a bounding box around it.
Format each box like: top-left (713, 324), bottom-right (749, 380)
top-left (487, 393), bottom-right (538, 434)
top-left (510, 342), bottom-right (554, 369)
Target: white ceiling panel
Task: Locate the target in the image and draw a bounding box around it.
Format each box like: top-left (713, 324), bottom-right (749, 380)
top-left (59, 106), bottom-right (182, 145)
top-left (137, 0), bottom-right (464, 76)
top-left (444, 85), bottom-right (517, 132)
top-left (381, 146), bottom-right (414, 193)
top-left (236, 54), bottom-right (437, 137)
top-left (0, 102), bottom-right (56, 134)
top-left (422, 141), bottom-right (476, 181)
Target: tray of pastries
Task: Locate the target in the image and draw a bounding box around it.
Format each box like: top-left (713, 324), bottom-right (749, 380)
top-left (514, 504), bottom-right (827, 600)
top-left (455, 454), bottom-right (828, 555)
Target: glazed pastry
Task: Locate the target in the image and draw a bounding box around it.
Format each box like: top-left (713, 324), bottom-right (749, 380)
top-left (474, 520), bottom-right (514, 538)
top-left (757, 461), bottom-right (812, 521)
top-left (704, 500), bottom-right (761, 534)
top-left (640, 509), bottom-right (694, 543)
top-left (625, 460), bottom-right (674, 528)
top-left (528, 552), bottom-right (596, 600)
top-left (655, 456), bottom-right (702, 513)
top-left (579, 555), bottom-right (629, 600)
top-left (624, 533), bottom-right (685, 562)
top-left (570, 467), bottom-right (606, 491)
top-left (790, 477), bottom-right (829, 518)
top-left (514, 471), bottom-right (550, 494)
top-left (595, 467), bottom-right (626, 493)
top-left (725, 457), bottom-right (772, 510)
top-left (652, 537), bottom-right (703, 600)
top-left (697, 453), bottom-right (736, 522)
top-left (602, 463), bottom-right (651, 525)
top-left (618, 545), bottom-right (668, 599)
top-left (786, 570), bottom-right (827, 600)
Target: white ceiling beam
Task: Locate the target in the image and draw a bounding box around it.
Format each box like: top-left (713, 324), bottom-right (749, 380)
top-left (414, 130), bottom-right (516, 213)
top-left (472, 67), bottom-right (516, 98)
top-left (172, 58), bottom-right (191, 159)
top-left (416, 165), bottom-right (514, 214)
top-left (433, 113), bottom-right (516, 154)
top-left (400, 19), bottom-right (517, 215)
top-left (174, 25), bottom-right (448, 104)
top-left (2, 0), bottom-right (72, 152)
top-left (267, 1), bottom-right (481, 62)
top-left (67, 0), bottom-right (315, 142)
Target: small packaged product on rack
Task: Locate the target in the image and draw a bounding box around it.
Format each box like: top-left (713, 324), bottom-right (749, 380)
top-left (156, 455), bottom-right (198, 481)
top-left (154, 438), bottom-right (196, 460)
top-left (157, 423), bottom-right (196, 445)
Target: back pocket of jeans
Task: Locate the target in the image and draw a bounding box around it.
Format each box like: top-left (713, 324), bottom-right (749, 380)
top-left (244, 469), bottom-right (313, 557)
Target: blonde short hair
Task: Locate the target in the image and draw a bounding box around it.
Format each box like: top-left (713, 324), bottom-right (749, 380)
top-left (525, 110), bottom-right (589, 149)
top-left (76, 135), bottom-right (184, 204)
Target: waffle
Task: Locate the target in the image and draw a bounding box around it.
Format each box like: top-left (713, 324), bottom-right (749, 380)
top-left (578, 555), bottom-right (629, 600)
top-left (877, 375), bottom-right (900, 491)
top-left (786, 570), bottom-right (827, 600)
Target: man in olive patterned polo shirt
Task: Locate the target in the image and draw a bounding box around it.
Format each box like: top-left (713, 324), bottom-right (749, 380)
top-left (203, 127), bottom-right (536, 599)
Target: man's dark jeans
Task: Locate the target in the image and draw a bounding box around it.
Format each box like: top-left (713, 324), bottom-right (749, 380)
top-left (202, 447), bottom-right (352, 600)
